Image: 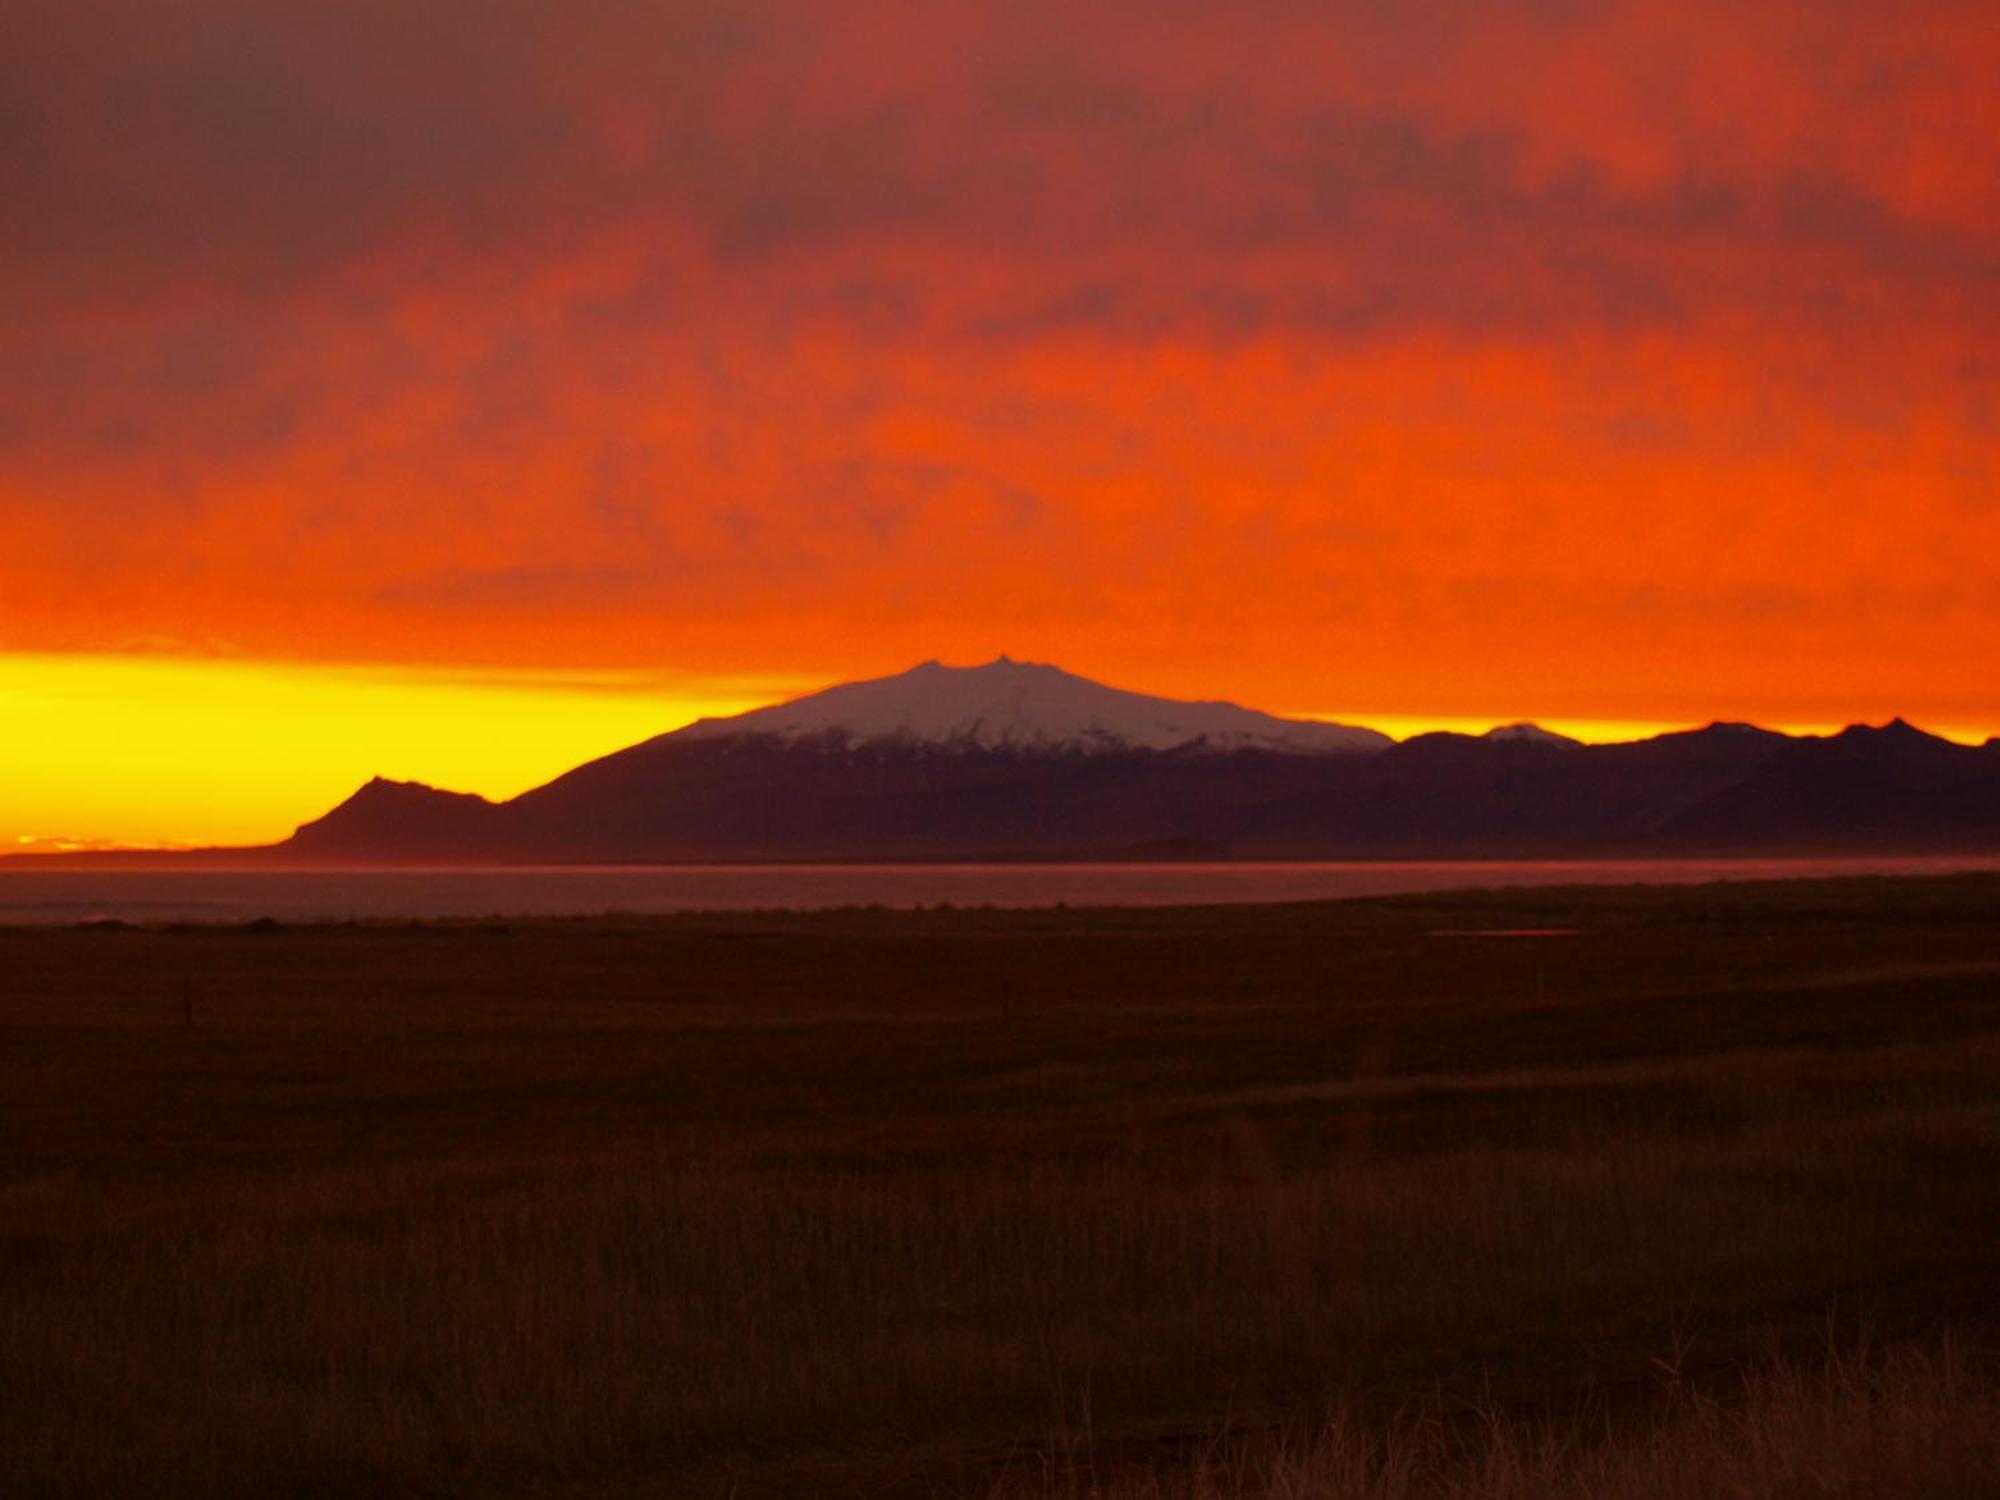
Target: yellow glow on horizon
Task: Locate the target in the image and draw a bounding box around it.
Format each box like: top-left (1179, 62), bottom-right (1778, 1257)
top-left (1332, 714), bottom-right (1688, 745)
top-left (0, 653), bottom-right (800, 849)
top-left (5, 654), bottom-right (1993, 851)
top-left (1308, 712), bottom-right (1994, 748)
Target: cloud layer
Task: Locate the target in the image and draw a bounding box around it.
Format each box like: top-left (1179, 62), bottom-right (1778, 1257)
top-left (2, 0), bottom-right (1995, 722)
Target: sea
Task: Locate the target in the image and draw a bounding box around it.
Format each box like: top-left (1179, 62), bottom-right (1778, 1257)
top-left (1, 856), bottom-right (1995, 925)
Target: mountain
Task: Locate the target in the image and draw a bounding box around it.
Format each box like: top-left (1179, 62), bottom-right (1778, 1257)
top-left (670, 656), bottom-right (1392, 755)
top-left (1483, 723), bottom-right (1581, 748)
top-left (257, 663), bottom-right (2000, 863)
top-left (285, 778), bottom-right (504, 862)
top-left (1647, 719), bottom-right (2000, 851)
top-left (287, 658), bottom-right (1387, 862)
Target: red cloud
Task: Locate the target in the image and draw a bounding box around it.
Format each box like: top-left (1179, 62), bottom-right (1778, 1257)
top-left (1, 1), bottom-right (1995, 726)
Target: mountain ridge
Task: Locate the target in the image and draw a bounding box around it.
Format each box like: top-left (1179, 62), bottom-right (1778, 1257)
top-left (267, 661), bottom-right (2000, 863)
top-left (13, 659), bottom-right (1998, 865)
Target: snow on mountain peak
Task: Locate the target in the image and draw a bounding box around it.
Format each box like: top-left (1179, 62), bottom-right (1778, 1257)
top-left (669, 657), bottom-right (1393, 756)
top-left (1482, 722), bottom-right (1582, 748)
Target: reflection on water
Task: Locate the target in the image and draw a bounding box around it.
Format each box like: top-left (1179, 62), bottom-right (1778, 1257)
top-left (1, 856), bottom-right (1996, 924)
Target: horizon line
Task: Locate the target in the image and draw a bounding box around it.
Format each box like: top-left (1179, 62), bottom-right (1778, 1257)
top-left (6, 649), bottom-right (1997, 851)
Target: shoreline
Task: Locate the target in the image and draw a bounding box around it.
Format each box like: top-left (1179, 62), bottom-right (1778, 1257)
top-left (2, 863), bottom-right (1997, 931)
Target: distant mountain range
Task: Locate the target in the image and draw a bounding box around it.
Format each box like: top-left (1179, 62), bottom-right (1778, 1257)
top-left (255, 657), bottom-right (2000, 863)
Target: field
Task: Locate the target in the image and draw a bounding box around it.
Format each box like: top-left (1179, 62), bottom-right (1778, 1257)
top-left (4, 875), bottom-right (2000, 1496)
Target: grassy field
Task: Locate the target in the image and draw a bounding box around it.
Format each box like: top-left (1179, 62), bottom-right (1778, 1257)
top-left (3, 875), bottom-right (1999, 1496)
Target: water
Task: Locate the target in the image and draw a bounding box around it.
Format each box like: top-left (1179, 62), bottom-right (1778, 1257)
top-left (1, 856), bottom-right (1994, 925)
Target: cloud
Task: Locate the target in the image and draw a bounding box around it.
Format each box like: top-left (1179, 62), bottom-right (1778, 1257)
top-left (0, 0), bottom-right (1995, 725)
top-left (371, 565), bottom-right (660, 614)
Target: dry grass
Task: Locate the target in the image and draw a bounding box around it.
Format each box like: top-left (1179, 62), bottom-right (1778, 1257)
top-left (2, 875), bottom-right (1998, 1496)
top-left (997, 1343), bottom-right (2000, 1498)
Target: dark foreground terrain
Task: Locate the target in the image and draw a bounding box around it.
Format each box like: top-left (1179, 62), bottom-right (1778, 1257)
top-left (4, 876), bottom-right (2000, 1497)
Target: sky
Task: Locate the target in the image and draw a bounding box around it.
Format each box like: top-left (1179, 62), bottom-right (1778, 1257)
top-left (2, 1), bottom-right (1996, 846)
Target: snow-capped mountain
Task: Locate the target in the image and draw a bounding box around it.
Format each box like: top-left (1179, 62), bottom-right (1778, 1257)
top-left (245, 658), bottom-right (2000, 865)
top-left (667, 656), bottom-right (1393, 756)
top-left (1482, 723), bottom-right (1582, 748)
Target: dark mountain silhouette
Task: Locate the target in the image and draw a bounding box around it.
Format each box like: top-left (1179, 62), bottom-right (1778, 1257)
top-left (287, 779), bottom-right (504, 861)
top-left (1647, 719), bottom-right (2000, 851)
top-left (259, 660), bottom-right (2000, 863)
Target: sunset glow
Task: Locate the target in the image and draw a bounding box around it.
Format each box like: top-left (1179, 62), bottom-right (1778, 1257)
top-left (3, 1), bottom-right (1996, 846)
top-left (0, 654), bottom-right (788, 848)
top-left (10, 650), bottom-right (1994, 852)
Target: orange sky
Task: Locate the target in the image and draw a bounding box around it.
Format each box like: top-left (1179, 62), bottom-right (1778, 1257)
top-left (2, 1), bottom-right (1997, 846)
